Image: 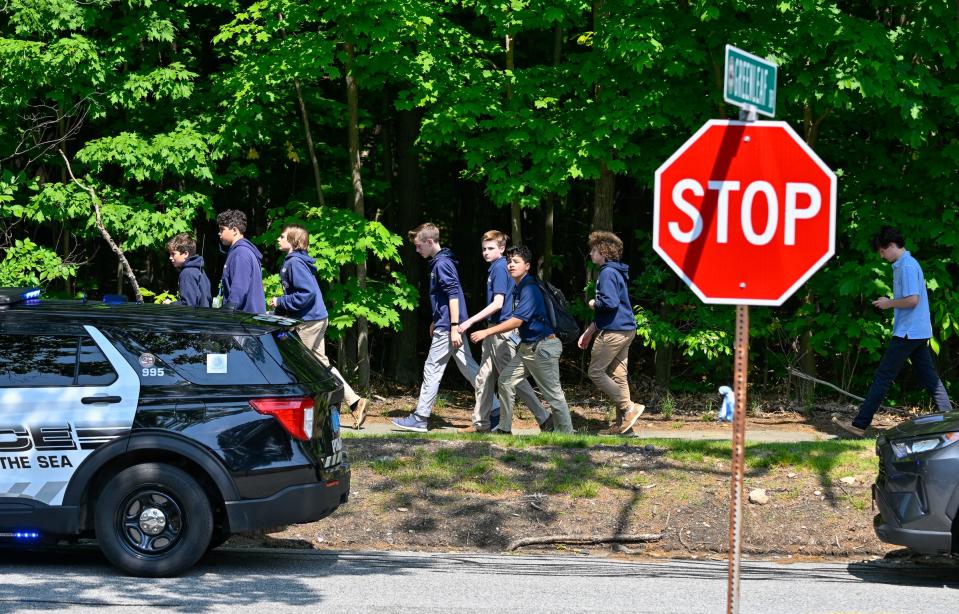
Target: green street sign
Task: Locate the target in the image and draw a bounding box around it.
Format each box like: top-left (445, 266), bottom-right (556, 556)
top-left (723, 45), bottom-right (777, 117)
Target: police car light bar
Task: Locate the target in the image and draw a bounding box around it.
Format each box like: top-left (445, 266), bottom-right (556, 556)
top-left (0, 287), bottom-right (41, 305)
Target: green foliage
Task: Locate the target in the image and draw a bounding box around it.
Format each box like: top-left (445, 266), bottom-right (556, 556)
top-left (0, 238), bottom-right (76, 287)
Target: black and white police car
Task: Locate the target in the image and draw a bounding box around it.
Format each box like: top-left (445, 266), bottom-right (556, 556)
top-left (0, 288), bottom-right (349, 576)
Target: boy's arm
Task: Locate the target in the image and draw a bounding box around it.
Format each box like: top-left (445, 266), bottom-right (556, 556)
top-left (470, 317), bottom-right (522, 343)
top-left (179, 270), bottom-right (201, 307)
top-left (223, 252), bottom-right (258, 310)
top-left (459, 294), bottom-right (504, 333)
top-left (276, 260), bottom-right (316, 312)
top-left (449, 297), bottom-right (463, 347)
top-left (592, 269), bottom-right (618, 312)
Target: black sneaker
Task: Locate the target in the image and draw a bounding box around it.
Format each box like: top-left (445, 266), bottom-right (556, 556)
top-left (490, 427), bottom-right (512, 435)
top-left (538, 415), bottom-right (555, 433)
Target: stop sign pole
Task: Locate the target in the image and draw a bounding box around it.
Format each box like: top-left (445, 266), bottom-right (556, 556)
top-left (653, 116), bottom-right (836, 613)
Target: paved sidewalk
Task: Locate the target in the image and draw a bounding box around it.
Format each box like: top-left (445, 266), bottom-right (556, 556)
top-left (345, 421), bottom-right (836, 443)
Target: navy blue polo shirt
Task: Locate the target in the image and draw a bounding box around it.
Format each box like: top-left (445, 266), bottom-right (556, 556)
top-left (487, 257), bottom-right (514, 323)
top-left (511, 274), bottom-right (553, 342)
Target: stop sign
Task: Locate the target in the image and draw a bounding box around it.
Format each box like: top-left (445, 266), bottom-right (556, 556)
top-left (653, 120), bottom-right (836, 306)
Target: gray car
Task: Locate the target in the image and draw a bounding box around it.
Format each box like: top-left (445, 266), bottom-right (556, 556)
top-left (873, 411), bottom-right (959, 555)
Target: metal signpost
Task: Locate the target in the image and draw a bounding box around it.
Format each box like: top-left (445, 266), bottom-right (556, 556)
top-left (654, 47), bottom-right (836, 614)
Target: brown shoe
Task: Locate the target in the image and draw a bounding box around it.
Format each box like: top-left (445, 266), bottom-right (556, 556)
top-left (352, 398), bottom-right (368, 430)
top-left (831, 416), bottom-right (865, 439)
top-left (599, 424), bottom-right (624, 435)
top-left (620, 403), bottom-right (645, 434)
top-left (459, 425), bottom-right (490, 433)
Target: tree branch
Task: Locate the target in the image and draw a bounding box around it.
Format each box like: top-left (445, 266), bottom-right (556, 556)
top-left (507, 533), bottom-right (662, 551)
top-left (59, 150), bottom-right (143, 302)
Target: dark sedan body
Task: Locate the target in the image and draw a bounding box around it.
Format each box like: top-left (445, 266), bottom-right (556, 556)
top-left (873, 411), bottom-right (959, 555)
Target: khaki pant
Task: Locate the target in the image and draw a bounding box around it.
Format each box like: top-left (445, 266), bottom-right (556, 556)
top-left (498, 337), bottom-right (573, 433)
top-left (297, 319), bottom-right (361, 407)
top-left (588, 329), bottom-right (635, 413)
top-left (473, 331), bottom-right (549, 429)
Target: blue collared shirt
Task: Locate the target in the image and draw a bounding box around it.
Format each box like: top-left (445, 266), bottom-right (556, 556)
top-left (891, 251), bottom-right (932, 339)
top-left (511, 274), bottom-right (552, 342)
top-left (487, 257), bottom-right (514, 323)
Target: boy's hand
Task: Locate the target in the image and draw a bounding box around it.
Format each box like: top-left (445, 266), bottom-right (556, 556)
top-left (270, 297), bottom-right (279, 308)
top-left (872, 296), bottom-right (893, 309)
top-left (429, 323), bottom-right (435, 337)
top-left (577, 330), bottom-right (593, 350)
top-left (588, 299), bottom-right (596, 310)
top-left (457, 320), bottom-right (472, 334)
top-left (470, 330), bottom-right (488, 344)
top-left (451, 329), bottom-right (463, 348)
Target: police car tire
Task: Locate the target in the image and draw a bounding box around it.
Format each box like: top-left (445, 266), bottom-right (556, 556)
top-left (94, 463), bottom-right (213, 577)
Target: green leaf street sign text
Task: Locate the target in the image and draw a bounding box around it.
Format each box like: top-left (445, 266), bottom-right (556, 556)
top-left (724, 45), bottom-right (777, 117)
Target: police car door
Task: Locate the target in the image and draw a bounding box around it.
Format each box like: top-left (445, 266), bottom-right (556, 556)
top-left (0, 324), bottom-right (139, 508)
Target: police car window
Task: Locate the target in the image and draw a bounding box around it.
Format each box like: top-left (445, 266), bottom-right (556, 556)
top-left (77, 338), bottom-right (118, 386)
top-left (258, 331), bottom-right (336, 390)
top-left (0, 335), bottom-right (77, 387)
top-left (123, 331), bottom-right (269, 386)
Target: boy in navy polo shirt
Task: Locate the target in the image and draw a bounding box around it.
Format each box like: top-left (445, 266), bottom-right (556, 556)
top-left (458, 231), bottom-right (552, 432)
top-left (578, 231), bottom-right (644, 435)
top-left (833, 226), bottom-right (951, 438)
top-left (470, 245), bottom-right (573, 434)
top-left (270, 224), bottom-right (367, 429)
top-left (392, 223), bottom-right (483, 433)
top-left (166, 233), bottom-right (212, 307)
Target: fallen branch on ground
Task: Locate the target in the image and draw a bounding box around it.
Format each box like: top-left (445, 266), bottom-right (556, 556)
top-left (507, 533), bottom-right (662, 551)
top-left (787, 367), bottom-right (904, 414)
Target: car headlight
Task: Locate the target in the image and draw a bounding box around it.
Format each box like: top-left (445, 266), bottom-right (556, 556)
top-left (890, 432), bottom-right (959, 459)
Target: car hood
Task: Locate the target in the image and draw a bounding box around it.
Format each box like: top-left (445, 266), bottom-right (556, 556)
top-left (881, 410), bottom-right (959, 441)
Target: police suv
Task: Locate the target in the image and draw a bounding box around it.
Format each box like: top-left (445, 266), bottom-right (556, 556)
top-left (0, 288), bottom-right (349, 576)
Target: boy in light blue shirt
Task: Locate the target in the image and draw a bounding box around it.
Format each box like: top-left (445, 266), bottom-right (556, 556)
top-left (834, 226), bottom-right (950, 437)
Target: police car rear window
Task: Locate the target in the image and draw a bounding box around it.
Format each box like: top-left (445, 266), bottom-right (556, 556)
top-left (0, 334), bottom-right (117, 388)
top-left (120, 330), bottom-right (272, 386)
top-left (258, 331), bottom-right (337, 390)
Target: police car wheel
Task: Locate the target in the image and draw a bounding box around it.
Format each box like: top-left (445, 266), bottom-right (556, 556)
top-left (95, 463), bottom-right (213, 577)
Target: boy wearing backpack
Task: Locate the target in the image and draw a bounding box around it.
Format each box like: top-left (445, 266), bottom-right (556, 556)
top-left (577, 231), bottom-right (643, 435)
top-left (457, 230), bottom-right (553, 433)
top-left (470, 245), bottom-right (574, 434)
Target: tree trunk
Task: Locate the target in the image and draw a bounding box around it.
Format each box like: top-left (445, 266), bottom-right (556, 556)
top-left (345, 42), bottom-right (370, 390)
top-left (592, 159), bottom-right (615, 231)
top-left (541, 25), bottom-right (563, 282)
top-left (542, 193), bottom-right (555, 282)
top-left (295, 78), bottom-right (326, 206)
top-left (386, 108), bottom-right (424, 385)
top-left (505, 33), bottom-right (522, 245)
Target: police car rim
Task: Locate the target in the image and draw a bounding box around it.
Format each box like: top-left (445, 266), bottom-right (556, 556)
top-left (119, 490), bottom-right (183, 555)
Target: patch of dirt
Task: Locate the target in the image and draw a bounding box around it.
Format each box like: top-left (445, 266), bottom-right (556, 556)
top-left (228, 438), bottom-right (900, 561)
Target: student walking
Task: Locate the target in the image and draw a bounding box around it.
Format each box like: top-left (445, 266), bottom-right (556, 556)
top-left (458, 230), bottom-right (552, 433)
top-left (216, 209), bottom-right (266, 314)
top-left (833, 226), bottom-right (951, 438)
top-left (392, 223), bottom-right (482, 433)
top-left (470, 245), bottom-right (574, 434)
top-left (165, 233), bottom-right (212, 307)
top-left (578, 231), bottom-right (643, 435)
top-left (270, 224), bottom-right (367, 429)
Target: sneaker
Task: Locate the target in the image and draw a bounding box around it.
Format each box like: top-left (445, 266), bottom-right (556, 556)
top-left (351, 398), bottom-right (368, 430)
top-left (490, 409), bottom-right (501, 432)
top-left (598, 424), bottom-right (623, 436)
top-left (831, 416), bottom-right (865, 439)
top-left (620, 403), bottom-right (645, 434)
top-left (391, 414), bottom-right (428, 433)
top-left (459, 425), bottom-right (490, 433)
top-left (538, 415), bottom-right (555, 433)
top-left (489, 427), bottom-right (512, 435)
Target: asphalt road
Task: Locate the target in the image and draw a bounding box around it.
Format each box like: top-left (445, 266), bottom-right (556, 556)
top-left (0, 546), bottom-right (955, 613)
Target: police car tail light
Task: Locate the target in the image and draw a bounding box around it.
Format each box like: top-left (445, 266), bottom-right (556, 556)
top-left (250, 397), bottom-right (315, 441)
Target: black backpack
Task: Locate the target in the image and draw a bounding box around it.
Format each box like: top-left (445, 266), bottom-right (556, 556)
top-left (533, 278), bottom-right (581, 346)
